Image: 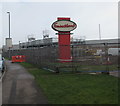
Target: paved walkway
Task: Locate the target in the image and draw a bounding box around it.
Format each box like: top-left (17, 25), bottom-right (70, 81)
top-left (2, 60), bottom-right (48, 104)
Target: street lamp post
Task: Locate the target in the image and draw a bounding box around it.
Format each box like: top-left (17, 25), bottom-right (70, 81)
top-left (19, 41), bottom-right (21, 49)
top-left (7, 12), bottom-right (11, 59)
top-left (7, 12), bottom-right (11, 38)
top-left (99, 24), bottom-right (101, 40)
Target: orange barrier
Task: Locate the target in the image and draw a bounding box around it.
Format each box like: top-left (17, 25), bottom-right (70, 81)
top-left (12, 55), bottom-right (25, 63)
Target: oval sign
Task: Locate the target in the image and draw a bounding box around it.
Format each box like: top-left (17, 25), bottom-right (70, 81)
top-left (52, 20), bottom-right (77, 32)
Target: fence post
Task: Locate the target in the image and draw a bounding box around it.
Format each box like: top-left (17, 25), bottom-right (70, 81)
top-left (103, 43), bottom-right (109, 74)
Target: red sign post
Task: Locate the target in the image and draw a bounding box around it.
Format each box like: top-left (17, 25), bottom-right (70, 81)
top-left (52, 17), bottom-right (77, 62)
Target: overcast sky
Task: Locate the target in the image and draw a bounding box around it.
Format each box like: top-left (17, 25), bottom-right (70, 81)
top-left (0, 0), bottom-right (118, 48)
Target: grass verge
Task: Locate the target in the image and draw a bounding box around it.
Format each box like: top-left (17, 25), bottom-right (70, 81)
top-left (40, 62), bottom-right (119, 72)
top-left (20, 62), bottom-right (119, 104)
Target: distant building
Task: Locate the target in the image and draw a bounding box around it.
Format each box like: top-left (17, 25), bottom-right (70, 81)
top-left (0, 48), bottom-right (2, 54)
top-left (85, 39), bottom-right (119, 48)
top-left (2, 44), bottom-right (19, 52)
top-left (2, 38), bottom-right (119, 51)
top-left (86, 39), bottom-right (119, 45)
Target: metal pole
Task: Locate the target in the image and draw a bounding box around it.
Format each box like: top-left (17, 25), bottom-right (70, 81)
top-left (7, 12), bottom-right (11, 59)
top-left (9, 13), bottom-right (10, 38)
top-left (19, 41), bottom-right (20, 49)
top-left (103, 43), bottom-right (109, 74)
top-left (105, 43), bottom-right (109, 74)
top-left (7, 12), bottom-right (10, 38)
top-left (99, 24), bottom-right (101, 40)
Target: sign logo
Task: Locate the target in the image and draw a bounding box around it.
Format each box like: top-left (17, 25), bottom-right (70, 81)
top-left (52, 20), bottom-right (77, 32)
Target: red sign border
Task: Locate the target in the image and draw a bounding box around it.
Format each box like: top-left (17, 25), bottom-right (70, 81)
top-left (51, 20), bottom-right (77, 32)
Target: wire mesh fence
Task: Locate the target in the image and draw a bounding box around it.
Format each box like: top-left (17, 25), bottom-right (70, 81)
top-left (2, 42), bottom-right (119, 73)
top-left (71, 43), bottom-right (119, 74)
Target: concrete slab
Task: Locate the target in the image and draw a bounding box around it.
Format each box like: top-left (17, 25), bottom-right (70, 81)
top-left (110, 71), bottom-right (120, 77)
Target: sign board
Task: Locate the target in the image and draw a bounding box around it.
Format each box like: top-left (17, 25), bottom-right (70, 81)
top-left (52, 20), bottom-right (77, 32)
top-left (6, 38), bottom-right (12, 48)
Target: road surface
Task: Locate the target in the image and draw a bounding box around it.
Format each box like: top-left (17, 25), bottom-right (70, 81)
top-left (2, 60), bottom-right (48, 104)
